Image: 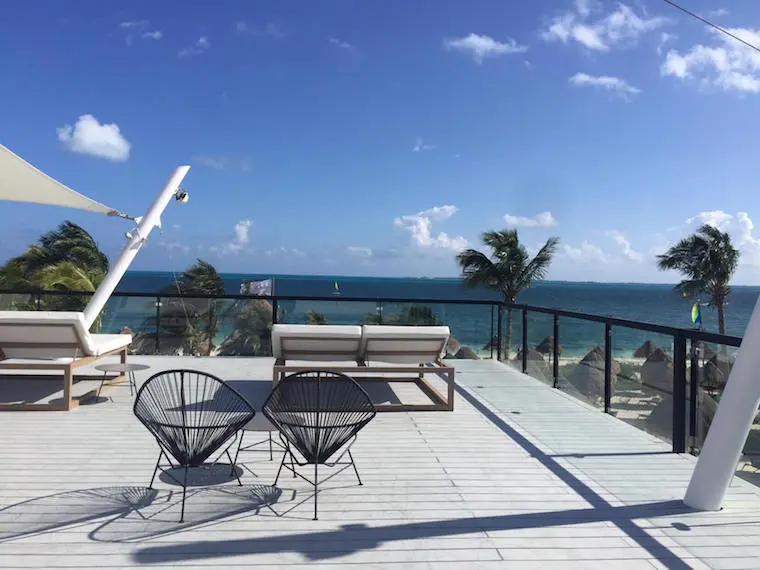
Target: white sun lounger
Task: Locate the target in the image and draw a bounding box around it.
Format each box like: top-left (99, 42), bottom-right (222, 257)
top-left (0, 311), bottom-right (132, 411)
top-left (272, 323), bottom-right (455, 411)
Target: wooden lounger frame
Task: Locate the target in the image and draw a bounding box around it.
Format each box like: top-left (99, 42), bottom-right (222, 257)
top-left (0, 346), bottom-right (128, 412)
top-left (272, 335), bottom-right (455, 412)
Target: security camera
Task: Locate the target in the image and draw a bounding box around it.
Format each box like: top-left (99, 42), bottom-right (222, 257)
top-left (175, 189), bottom-right (190, 203)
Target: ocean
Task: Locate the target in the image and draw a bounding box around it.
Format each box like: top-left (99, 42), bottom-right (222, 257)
top-left (111, 272), bottom-right (758, 359)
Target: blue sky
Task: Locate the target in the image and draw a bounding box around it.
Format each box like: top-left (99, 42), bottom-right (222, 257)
top-left (2, 0), bottom-right (760, 283)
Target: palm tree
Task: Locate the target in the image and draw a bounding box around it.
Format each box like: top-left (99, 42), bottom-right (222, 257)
top-left (657, 224), bottom-right (739, 335)
top-left (6, 221), bottom-right (108, 284)
top-left (170, 259), bottom-right (226, 355)
top-left (305, 311), bottom-right (328, 325)
top-left (456, 229), bottom-right (559, 358)
top-left (0, 222), bottom-right (109, 315)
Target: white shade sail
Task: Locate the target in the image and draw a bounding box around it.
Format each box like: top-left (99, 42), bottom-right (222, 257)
top-left (0, 144), bottom-right (122, 216)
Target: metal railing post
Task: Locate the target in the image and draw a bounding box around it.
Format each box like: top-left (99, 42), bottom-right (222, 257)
top-left (604, 323), bottom-right (612, 414)
top-left (553, 313), bottom-right (560, 388)
top-left (35, 292), bottom-right (42, 310)
top-left (521, 309), bottom-right (528, 374)
top-left (378, 300), bottom-right (384, 325)
top-left (155, 296), bottom-right (161, 354)
top-left (272, 298), bottom-right (279, 325)
top-left (490, 304), bottom-right (495, 360)
top-left (496, 305), bottom-right (503, 361)
top-left (689, 338), bottom-right (699, 453)
top-left (672, 332), bottom-right (688, 453)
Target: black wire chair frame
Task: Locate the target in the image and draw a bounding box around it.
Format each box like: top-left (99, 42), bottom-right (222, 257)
top-left (262, 370), bottom-right (377, 520)
top-left (133, 369), bottom-right (256, 522)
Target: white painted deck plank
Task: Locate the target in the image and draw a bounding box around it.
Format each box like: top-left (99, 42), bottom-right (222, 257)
top-left (0, 356), bottom-right (759, 569)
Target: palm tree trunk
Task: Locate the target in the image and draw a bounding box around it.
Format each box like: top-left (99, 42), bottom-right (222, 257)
top-left (716, 302), bottom-right (726, 335)
top-left (717, 301), bottom-right (728, 355)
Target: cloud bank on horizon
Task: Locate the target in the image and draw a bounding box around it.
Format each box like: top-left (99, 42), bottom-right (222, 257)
top-left (2, 0), bottom-right (760, 284)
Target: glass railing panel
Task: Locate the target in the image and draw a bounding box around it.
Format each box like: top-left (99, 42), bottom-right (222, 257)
top-left (498, 306), bottom-right (523, 370)
top-left (609, 327), bottom-right (675, 444)
top-left (555, 316), bottom-right (606, 410)
top-left (519, 310), bottom-right (555, 386)
top-left (276, 299), bottom-right (377, 326)
top-left (0, 293), bottom-right (36, 310)
top-left (39, 291), bottom-right (92, 312)
top-left (97, 295), bottom-right (159, 354)
top-left (217, 298), bottom-right (274, 356)
top-left (380, 301), bottom-right (495, 360)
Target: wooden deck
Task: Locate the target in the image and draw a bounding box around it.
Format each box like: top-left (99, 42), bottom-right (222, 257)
top-left (2, 356), bottom-right (760, 569)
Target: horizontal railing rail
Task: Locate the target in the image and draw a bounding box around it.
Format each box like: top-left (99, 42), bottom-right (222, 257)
top-left (0, 287), bottom-right (747, 455)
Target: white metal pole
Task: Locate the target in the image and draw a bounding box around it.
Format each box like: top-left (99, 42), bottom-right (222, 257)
top-left (684, 294), bottom-right (760, 510)
top-left (83, 166), bottom-right (190, 329)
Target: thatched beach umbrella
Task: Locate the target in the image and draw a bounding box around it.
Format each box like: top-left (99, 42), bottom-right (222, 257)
top-left (566, 346), bottom-right (620, 403)
top-left (536, 335), bottom-right (562, 357)
top-left (640, 348), bottom-right (673, 394)
top-left (634, 340), bottom-right (657, 359)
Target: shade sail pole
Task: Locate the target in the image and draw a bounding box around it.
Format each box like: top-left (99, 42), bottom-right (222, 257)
top-left (684, 294), bottom-right (760, 510)
top-left (83, 166), bottom-right (190, 329)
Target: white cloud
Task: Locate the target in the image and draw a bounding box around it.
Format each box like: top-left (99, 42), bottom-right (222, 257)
top-left (178, 36), bottom-right (210, 57)
top-left (443, 33), bottom-right (527, 64)
top-left (657, 32), bottom-right (676, 55)
top-left (607, 230), bottom-right (642, 262)
top-left (347, 246), bottom-right (373, 258)
top-left (504, 211), bottom-right (558, 228)
top-left (119, 20), bottom-right (149, 29)
top-left (118, 20), bottom-right (161, 45)
top-left (192, 155), bottom-right (252, 172)
top-left (394, 205), bottom-right (468, 251)
top-left (329, 37), bottom-right (353, 49)
top-left (704, 8), bottom-right (729, 18)
top-left (661, 27), bottom-right (760, 94)
top-left (563, 241), bottom-right (608, 264)
top-left (158, 241), bottom-right (190, 255)
top-left (56, 114), bottom-right (131, 162)
top-left (236, 21), bottom-right (285, 38)
top-left (541, 1), bottom-right (668, 52)
top-left (212, 219), bottom-right (253, 255)
top-left (569, 72), bottom-right (641, 97)
top-left (412, 138), bottom-right (434, 152)
top-left (682, 210), bottom-right (760, 266)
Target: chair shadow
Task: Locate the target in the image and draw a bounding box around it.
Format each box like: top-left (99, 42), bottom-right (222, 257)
top-left (90, 484), bottom-right (283, 543)
top-left (0, 486), bottom-right (158, 542)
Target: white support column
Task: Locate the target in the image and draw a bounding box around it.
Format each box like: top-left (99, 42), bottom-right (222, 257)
top-left (83, 166), bottom-right (190, 329)
top-left (684, 294), bottom-right (760, 510)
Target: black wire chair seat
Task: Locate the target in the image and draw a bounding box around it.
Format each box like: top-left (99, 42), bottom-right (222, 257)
top-left (262, 370), bottom-right (377, 520)
top-left (133, 369), bottom-right (256, 521)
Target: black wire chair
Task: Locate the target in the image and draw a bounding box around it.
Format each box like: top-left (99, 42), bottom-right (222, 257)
top-left (262, 370), bottom-right (377, 520)
top-left (133, 369), bottom-right (256, 522)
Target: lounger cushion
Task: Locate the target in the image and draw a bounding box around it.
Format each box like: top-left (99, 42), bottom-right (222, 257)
top-left (91, 334), bottom-right (132, 356)
top-left (272, 324), bottom-right (362, 361)
top-left (0, 311), bottom-right (131, 359)
top-left (361, 325), bottom-right (450, 364)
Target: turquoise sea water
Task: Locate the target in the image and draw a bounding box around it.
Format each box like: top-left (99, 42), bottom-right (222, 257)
top-left (111, 271), bottom-right (757, 358)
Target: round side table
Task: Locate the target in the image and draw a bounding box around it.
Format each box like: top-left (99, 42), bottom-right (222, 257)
top-left (94, 363), bottom-right (150, 399)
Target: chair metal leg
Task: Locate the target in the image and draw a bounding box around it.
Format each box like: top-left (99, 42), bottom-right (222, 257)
top-left (269, 433), bottom-right (273, 461)
top-left (226, 449), bottom-right (243, 486)
top-left (313, 461), bottom-right (319, 521)
top-left (231, 432), bottom-right (244, 476)
top-left (148, 450), bottom-right (162, 489)
top-left (273, 449), bottom-right (287, 486)
top-left (180, 465), bottom-right (189, 523)
top-left (97, 370), bottom-right (108, 400)
top-left (348, 449), bottom-right (363, 486)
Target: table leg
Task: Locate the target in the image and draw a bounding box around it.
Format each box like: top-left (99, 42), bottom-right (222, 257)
top-left (97, 370), bottom-right (108, 399)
